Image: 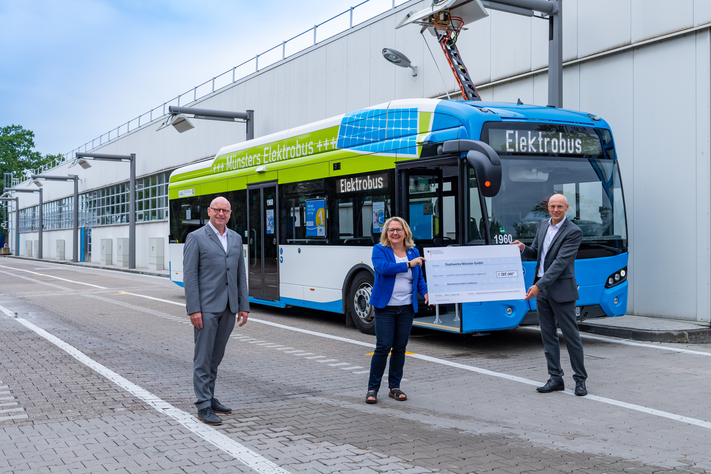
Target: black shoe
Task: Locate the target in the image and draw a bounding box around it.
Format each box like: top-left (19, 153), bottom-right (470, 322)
top-left (197, 407), bottom-right (222, 425)
top-left (537, 379), bottom-right (565, 393)
top-left (211, 398), bottom-right (232, 414)
top-left (574, 380), bottom-right (587, 397)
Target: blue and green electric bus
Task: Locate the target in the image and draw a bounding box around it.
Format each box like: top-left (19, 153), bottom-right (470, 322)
top-left (168, 98), bottom-right (628, 335)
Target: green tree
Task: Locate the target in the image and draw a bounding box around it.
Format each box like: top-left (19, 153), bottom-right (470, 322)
top-left (0, 125), bottom-right (62, 235)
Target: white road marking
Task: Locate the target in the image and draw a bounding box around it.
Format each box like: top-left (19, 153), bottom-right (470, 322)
top-left (0, 414), bottom-right (29, 421)
top-left (341, 366), bottom-right (364, 371)
top-left (0, 402), bottom-right (19, 408)
top-left (0, 270), bottom-right (72, 291)
top-left (328, 362), bottom-right (350, 367)
top-left (0, 265), bottom-right (107, 289)
top-left (0, 407), bottom-right (24, 414)
top-left (305, 355), bottom-right (326, 360)
top-left (69, 291), bottom-right (711, 431)
top-left (522, 326), bottom-right (711, 357)
top-left (316, 359), bottom-right (339, 363)
top-left (0, 307), bottom-right (290, 474)
top-left (294, 353), bottom-right (315, 357)
top-left (4, 260), bottom-right (167, 280)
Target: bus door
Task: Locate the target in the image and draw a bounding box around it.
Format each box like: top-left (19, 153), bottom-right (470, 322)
top-left (247, 183), bottom-right (279, 301)
top-left (397, 157), bottom-right (464, 332)
top-left (397, 157), bottom-right (462, 248)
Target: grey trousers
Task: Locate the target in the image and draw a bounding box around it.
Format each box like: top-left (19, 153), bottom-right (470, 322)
top-left (536, 291), bottom-right (587, 383)
top-left (194, 306), bottom-right (236, 410)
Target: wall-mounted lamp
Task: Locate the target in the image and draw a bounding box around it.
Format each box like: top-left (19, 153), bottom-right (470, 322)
top-left (156, 114), bottom-right (195, 133)
top-left (157, 106), bottom-right (251, 138)
top-left (382, 48), bottom-right (418, 76)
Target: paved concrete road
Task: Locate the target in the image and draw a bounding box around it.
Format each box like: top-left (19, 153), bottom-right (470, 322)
top-left (1, 259), bottom-right (710, 473)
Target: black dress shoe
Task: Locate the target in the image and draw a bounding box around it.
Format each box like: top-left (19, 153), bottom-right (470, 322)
top-left (211, 398), bottom-right (232, 414)
top-left (575, 380), bottom-right (587, 397)
top-left (537, 379), bottom-right (565, 393)
top-left (197, 407), bottom-right (222, 425)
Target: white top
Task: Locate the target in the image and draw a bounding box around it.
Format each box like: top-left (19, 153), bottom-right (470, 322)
top-left (387, 255), bottom-right (413, 306)
top-left (538, 218), bottom-right (564, 278)
top-left (208, 221), bottom-right (229, 253)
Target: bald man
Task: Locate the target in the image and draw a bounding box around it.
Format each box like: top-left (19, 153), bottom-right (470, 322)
top-left (513, 194), bottom-right (587, 396)
top-left (184, 196), bottom-right (249, 425)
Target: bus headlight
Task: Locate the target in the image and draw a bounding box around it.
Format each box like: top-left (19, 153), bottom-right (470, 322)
top-left (605, 267), bottom-right (627, 288)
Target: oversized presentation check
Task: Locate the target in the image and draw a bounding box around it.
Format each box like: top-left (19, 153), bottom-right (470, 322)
top-left (423, 245), bottom-right (526, 305)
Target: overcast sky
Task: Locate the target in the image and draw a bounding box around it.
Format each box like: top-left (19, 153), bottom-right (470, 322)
top-left (0, 0), bottom-right (401, 157)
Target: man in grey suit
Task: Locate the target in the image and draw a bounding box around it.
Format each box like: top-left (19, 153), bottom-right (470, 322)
top-left (513, 194), bottom-right (587, 396)
top-left (184, 196), bottom-right (249, 425)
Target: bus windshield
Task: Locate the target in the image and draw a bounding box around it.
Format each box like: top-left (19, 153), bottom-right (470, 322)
top-left (471, 157), bottom-right (628, 258)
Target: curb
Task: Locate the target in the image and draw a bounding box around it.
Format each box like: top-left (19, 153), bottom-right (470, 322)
top-left (578, 322), bottom-right (711, 344)
top-left (1, 255), bottom-right (169, 279)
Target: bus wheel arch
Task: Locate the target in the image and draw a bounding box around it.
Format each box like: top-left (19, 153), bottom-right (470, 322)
top-left (348, 271), bottom-right (375, 335)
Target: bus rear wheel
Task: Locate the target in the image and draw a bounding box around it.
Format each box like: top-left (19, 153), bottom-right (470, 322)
top-left (349, 273), bottom-right (375, 335)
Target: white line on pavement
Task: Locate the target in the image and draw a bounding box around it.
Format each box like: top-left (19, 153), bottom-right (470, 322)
top-left (88, 292), bottom-right (711, 431)
top-left (0, 305), bottom-right (289, 474)
top-left (0, 265), bottom-right (107, 289)
top-left (2, 259), bottom-right (167, 280)
top-left (522, 326), bottom-right (711, 357)
top-left (0, 414), bottom-right (28, 422)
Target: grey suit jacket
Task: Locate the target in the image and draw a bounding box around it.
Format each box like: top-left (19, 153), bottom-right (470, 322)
top-left (522, 218), bottom-right (583, 303)
top-left (183, 224), bottom-right (249, 315)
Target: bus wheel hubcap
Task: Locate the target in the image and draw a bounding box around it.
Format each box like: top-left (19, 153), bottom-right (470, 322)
top-left (354, 283), bottom-right (373, 323)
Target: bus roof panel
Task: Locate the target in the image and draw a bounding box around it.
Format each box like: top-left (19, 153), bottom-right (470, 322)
top-left (169, 98), bottom-right (611, 186)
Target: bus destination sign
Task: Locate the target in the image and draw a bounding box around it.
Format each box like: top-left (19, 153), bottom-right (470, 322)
top-left (487, 127), bottom-right (602, 156)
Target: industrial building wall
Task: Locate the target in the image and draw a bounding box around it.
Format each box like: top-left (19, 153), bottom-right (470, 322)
top-left (12, 0), bottom-right (711, 321)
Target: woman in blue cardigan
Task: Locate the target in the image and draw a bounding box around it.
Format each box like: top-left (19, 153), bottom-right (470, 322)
top-left (366, 217), bottom-right (428, 404)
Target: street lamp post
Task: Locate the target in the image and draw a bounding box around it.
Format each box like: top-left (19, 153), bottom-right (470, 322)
top-left (158, 106), bottom-right (254, 140)
top-left (30, 174), bottom-right (79, 262)
top-left (0, 196), bottom-right (19, 256)
top-left (74, 153), bottom-right (136, 269)
top-left (6, 187), bottom-right (43, 258)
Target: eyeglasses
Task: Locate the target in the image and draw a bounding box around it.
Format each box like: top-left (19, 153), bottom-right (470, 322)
top-left (387, 228), bottom-right (404, 234)
top-left (210, 207), bottom-right (232, 215)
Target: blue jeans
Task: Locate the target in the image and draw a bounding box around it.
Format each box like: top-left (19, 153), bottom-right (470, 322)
top-left (368, 305), bottom-right (414, 392)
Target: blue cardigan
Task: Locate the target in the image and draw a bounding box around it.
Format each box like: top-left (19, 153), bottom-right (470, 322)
top-left (369, 243), bottom-right (428, 311)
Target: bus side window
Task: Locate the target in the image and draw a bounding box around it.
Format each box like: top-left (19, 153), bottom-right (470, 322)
top-left (330, 171), bottom-right (394, 246)
top-left (279, 179), bottom-right (327, 244)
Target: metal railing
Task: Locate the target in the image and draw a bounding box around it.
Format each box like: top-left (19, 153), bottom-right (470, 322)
top-left (31, 0), bottom-right (410, 179)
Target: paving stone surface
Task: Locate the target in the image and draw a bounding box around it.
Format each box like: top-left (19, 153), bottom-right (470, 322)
top-left (1, 258), bottom-right (711, 473)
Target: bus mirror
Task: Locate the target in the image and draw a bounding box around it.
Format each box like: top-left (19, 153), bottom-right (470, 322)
top-left (440, 139), bottom-right (501, 196)
top-left (467, 148), bottom-right (501, 197)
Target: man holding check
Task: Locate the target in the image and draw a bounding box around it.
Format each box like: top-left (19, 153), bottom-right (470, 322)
top-left (512, 193), bottom-right (587, 397)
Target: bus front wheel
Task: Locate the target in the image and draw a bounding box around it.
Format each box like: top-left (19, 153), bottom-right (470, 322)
top-left (349, 273), bottom-right (375, 335)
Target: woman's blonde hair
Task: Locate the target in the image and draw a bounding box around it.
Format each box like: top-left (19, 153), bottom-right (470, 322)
top-left (380, 217), bottom-right (415, 248)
